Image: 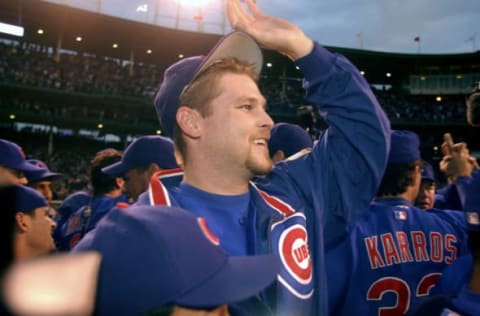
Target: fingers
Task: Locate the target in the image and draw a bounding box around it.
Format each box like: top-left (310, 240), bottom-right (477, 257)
top-left (441, 133), bottom-right (454, 156)
top-left (226, 0), bottom-right (254, 31)
top-left (245, 0), bottom-right (264, 18)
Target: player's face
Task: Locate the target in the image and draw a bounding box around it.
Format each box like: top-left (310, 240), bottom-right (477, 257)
top-left (122, 168), bottom-right (150, 202)
top-left (24, 206), bottom-right (57, 256)
top-left (0, 166), bottom-right (27, 185)
top-left (415, 180), bottom-right (436, 210)
top-left (29, 180), bottom-right (54, 202)
top-left (200, 73), bottom-right (274, 178)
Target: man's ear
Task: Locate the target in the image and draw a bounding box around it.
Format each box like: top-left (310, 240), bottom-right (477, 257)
top-left (272, 150), bottom-right (286, 163)
top-left (15, 212), bottom-right (30, 233)
top-left (176, 106), bottom-right (203, 139)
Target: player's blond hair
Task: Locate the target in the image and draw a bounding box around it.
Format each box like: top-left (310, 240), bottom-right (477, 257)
top-left (173, 57), bottom-right (259, 158)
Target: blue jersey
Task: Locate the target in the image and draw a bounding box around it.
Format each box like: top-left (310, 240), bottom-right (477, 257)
top-left (407, 289), bottom-right (480, 316)
top-left (130, 41), bottom-right (391, 315)
top-left (56, 194), bottom-right (129, 251)
top-left (326, 198), bottom-right (470, 316)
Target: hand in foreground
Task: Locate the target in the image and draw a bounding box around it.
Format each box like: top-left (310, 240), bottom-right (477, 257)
top-left (226, 0), bottom-right (313, 60)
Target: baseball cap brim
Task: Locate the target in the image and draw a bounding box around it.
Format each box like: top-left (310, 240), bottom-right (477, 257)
top-left (176, 254), bottom-right (278, 308)
top-left (192, 31), bottom-right (263, 84)
top-left (13, 160), bottom-right (45, 173)
top-left (101, 161), bottom-right (130, 176)
top-left (27, 171), bottom-right (63, 183)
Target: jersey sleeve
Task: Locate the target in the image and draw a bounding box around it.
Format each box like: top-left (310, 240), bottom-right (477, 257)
top-left (262, 42), bottom-right (390, 244)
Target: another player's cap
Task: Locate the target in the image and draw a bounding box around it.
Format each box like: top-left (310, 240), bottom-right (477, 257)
top-left (388, 130), bottom-right (421, 164)
top-left (0, 139), bottom-right (44, 173)
top-left (24, 159), bottom-right (63, 183)
top-left (464, 177), bottom-right (480, 231)
top-left (73, 205), bottom-right (278, 315)
top-left (7, 184), bottom-right (49, 214)
top-left (421, 161), bottom-right (435, 182)
top-left (268, 123), bottom-right (313, 158)
top-left (154, 31), bottom-right (263, 137)
top-left (101, 135), bottom-right (179, 175)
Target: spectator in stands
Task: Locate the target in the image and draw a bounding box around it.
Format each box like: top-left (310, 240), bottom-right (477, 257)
top-left (0, 139), bottom-right (43, 185)
top-left (9, 185), bottom-right (56, 262)
top-left (25, 159), bottom-right (62, 203)
top-left (268, 122), bottom-right (313, 163)
top-left (414, 161), bottom-right (437, 210)
top-left (101, 135), bottom-right (179, 202)
top-left (55, 149), bottom-right (129, 251)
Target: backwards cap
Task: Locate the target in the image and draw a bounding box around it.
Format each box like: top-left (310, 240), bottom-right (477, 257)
top-left (154, 31), bottom-right (263, 137)
top-left (73, 205), bottom-right (278, 315)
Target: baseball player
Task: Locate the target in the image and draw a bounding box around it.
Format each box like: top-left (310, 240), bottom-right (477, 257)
top-left (101, 135), bottom-right (179, 202)
top-left (55, 149), bottom-right (129, 251)
top-left (4, 205), bottom-right (280, 316)
top-left (0, 139), bottom-right (44, 185)
top-left (7, 185), bottom-right (57, 262)
top-left (414, 161), bottom-right (437, 210)
top-left (326, 130), bottom-right (471, 316)
top-left (25, 159), bottom-right (62, 203)
top-left (408, 173), bottom-right (480, 316)
top-left (138, 0), bottom-right (390, 314)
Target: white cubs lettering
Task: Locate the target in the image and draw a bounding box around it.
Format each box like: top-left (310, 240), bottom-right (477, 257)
top-left (381, 233), bottom-right (400, 266)
top-left (279, 224), bottom-right (312, 284)
top-left (430, 232), bottom-right (443, 263)
top-left (411, 231), bottom-right (428, 262)
top-left (396, 231), bottom-right (413, 263)
top-left (445, 234), bottom-right (457, 264)
top-left (365, 236), bottom-right (385, 269)
top-left (364, 231), bottom-right (459, 269)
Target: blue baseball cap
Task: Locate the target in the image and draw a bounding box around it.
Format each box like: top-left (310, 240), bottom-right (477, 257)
top-left (73, 205), bottom-right (278, 315)
top-left (388, 130), bottom-right (421, 164)
top-left (0, 139), bottom-right (44, 173)
top-left (24, 159), bottom-right (63, 183)
top-left (101, 136), bottom-right (179, 175)
top-left (154, 31), bottom-right (263, 137)
top-left (268, 123), bottom-right (313, 158)
top-left (421, 161), bottom-right (436, 182)
top-left (7, 185), bottom-right (48, 213)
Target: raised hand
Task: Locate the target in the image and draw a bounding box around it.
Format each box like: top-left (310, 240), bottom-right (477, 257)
top-left (226, 0), bottom-right (313, 60)
top-left (439, 133), bottom-right (478, 181)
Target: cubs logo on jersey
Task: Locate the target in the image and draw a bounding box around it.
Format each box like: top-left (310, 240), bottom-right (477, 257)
top-left (271, 212), bottom-right (314, 299)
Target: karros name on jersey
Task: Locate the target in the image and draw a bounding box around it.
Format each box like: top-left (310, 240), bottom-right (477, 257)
top-left (364, 231), bottom-right (458, 269)
top-left (271, 212), bottom-right (313, 299)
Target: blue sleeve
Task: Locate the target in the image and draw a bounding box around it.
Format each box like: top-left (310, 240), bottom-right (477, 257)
top-left (263, 42), bottom-right (390, 244)
top-left (325, 237), bottom-right (351, 315)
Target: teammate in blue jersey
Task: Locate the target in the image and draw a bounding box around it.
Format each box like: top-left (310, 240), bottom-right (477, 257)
top-left (408, 172), bottom-right (480, 316)
top-left (326, 130), bottom-right (471, 316)
top-left (55, 149), bottom-right (129, 251)
top-left (132, 0), bottom-right (390, 314)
